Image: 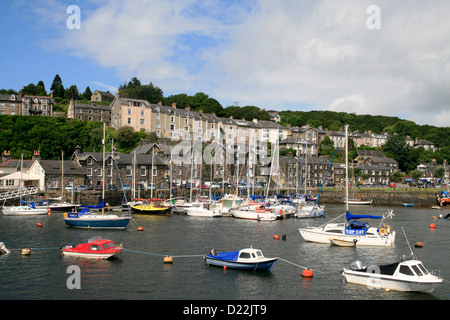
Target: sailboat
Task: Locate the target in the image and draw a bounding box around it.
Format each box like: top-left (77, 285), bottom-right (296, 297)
top-left (298, 125), bottom-right (396, 246)
top-left (295, 128), bottom-right (326, 219)
top-left (64, 123), bottom-right (131, 229)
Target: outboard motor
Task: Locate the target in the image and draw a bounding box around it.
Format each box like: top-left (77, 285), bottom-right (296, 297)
top-left (350, 260), bottom-right (363, 270)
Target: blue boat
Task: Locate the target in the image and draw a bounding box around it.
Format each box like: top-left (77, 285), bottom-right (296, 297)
top-left (205, 248), bottom-right (277, 271)
top-left (64, 200), bottom-right (131, 229)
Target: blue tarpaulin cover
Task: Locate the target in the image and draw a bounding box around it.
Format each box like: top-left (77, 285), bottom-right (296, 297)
top-left (80, 199), bottom-right (105, 209)
top-left (441, 191), bottom-right (449, 197)
top-left (345, 211), bottom-right (382, 221)
top-left (207, 250), bottom-right (240, 261)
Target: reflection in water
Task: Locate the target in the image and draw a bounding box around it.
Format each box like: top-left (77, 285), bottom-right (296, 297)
top-left (0, 204), bottom-right (448, 300)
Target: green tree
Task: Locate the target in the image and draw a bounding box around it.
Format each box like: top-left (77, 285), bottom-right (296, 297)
top-left (319, 136), bottom-right (335, 159)
top-left (383, 135), bottom-right (412, 172)
top-left (64, 85), bottom-right (79, 100)
top-left (82, 86), bottom-right (93, 100)
top-left (50, 74), bottom-right (65, 98)
top-left (119, 78), bottom-right (163, 103)
top-left (409, 169), bottom-right (423, 186)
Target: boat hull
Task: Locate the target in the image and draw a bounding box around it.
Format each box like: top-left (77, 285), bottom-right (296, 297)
top-left (185, 209), bottom-right (222, 217)
top-left (205, 256), bottom-right (277, 271)
top-left (62, 250), bottom-right (121, 260)
top-left (342, 269), bottom-right (442, 293)
top-left (232, 210), bottom-right (276, 221)
top-left (2, 207), bottom-right (49, 215)
top-left (64, 215), bottom-right (131, 229)
top-left (299, 228), bottom-right (396, 247)
top-left (131, 205), bottom-right (171, 215)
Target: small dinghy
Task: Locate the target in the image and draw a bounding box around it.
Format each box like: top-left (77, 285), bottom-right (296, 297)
top-left (205, 247), bottom-right (277, 271)
top-left (62, 236), bottom-right (123, 260)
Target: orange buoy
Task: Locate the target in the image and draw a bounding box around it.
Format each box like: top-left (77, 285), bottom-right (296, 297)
top-left (415, 242), bottom-right (424, 248)
top-left (302, 269), bottom-right (313, 277)
top-left (223, 266), bottom-right (227, 270)
top-left (429, 223), bottom-right (437, 229)
top-left (137, 227), bottom-right (144, 232)
top-left (37, 223), bottom-right (43, 227)
top-left (164, 256), bottom-right (173, 264)
top-left (273, 234), bottom-right (280, 240)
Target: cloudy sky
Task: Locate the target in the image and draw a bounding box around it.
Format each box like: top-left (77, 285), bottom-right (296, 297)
top-left (1, 0), bottom-right (449, 127)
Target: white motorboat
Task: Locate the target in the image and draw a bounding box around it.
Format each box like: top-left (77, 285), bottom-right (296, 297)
top-left (342, 258), bottom-right (442, 293)
top-left (185, 202), bottom-right (222, 217)
top-left (2, 205), bottom-right (48, 215)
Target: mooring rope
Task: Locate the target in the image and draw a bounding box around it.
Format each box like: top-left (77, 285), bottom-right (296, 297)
top-left (277, 257), bottom-right (326, 273)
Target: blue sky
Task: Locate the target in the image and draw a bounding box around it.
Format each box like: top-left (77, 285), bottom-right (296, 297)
top-left (1, 0), bottom-right (449, 127)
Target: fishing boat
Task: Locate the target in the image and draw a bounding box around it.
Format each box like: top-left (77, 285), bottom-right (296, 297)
top-left (299, 125), bottom-right (396, 247)
top-left (2, 204), bottom-right (48, 215)
top-left (342, 259), bottom-right (442, 293)
top-left (62, 236), bottom-right (123, 259)
top-left (205, 247), bottom-right (277, 271)
top-left (130, 198), bottom-right (171, 215)
top-left (342, 228), bottom-right (442, 292)
top-left (185, 202), bottom-right (222, 217)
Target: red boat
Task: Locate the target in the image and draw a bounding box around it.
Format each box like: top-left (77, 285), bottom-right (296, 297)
top-left (62, 236), bottom-right (123, 259)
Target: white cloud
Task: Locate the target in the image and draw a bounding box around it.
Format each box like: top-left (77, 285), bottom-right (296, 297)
top-left (42, 0), bottom-right (450, 126)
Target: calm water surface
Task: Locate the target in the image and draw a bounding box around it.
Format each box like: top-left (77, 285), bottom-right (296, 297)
top-left (0, 204), bottom-right (448, 301)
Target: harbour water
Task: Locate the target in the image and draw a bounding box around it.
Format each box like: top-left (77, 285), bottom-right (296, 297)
top-left (0, 204), bottom-right (448, 304)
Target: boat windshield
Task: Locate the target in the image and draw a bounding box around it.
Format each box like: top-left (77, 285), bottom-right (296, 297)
top-left (256, 250), bottom-right (263, 257)
top-left (417, 263), bottom-right (429, 275)
top-left (411, 264), bottom-right (424, 276)
top-left (103, 243), bottom-right (110, 249)
top-left (239, 252), bottom-right (251, 259)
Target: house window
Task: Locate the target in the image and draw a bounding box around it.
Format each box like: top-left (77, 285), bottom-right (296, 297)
top-left (155, 121), bottom-right (161, 128)
top-left (152, 167), bottom-right (157, 176)
top-left (128, 108), bottom-right (132, 115)
top-left (156, 113), bottom-right (160, 120)
top-left (126, 165), bottom-right (132, 176)
top-left (87, 168), bottom-right (92, 176)
top-left (141, 110), bottom-right (145, 116)
top-left (170, 116), bottom-right (175, 122)
top-left (140, 166), bottom-right (146, 176)
top-left (140, 119), bottom-right (145, 125)
top-left (87, 158), bottom-right (92, 165)
top-left (97, 168), bottom-right (102, 176)
top-left (169, 124), bottom-right (175, 131)
top-left (184, 118), bottom-right (188, 124)
top-left (128, 118), bottom-right (131, 124)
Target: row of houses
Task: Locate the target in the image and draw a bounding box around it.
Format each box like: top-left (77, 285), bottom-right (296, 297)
top-left (0, 143), bottom-right (401, 193)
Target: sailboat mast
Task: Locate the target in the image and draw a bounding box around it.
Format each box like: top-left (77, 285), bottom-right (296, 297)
top-left (345, 125), bottom-right (349, 212)
top-left (102, 122), bottom-right (106, 215)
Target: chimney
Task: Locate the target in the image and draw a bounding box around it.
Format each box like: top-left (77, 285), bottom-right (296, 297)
top-left (115, 90), bottom-right (120, 98)
top-left (50, 90), bottom-right (53, 98)
top-left (186, 106), bottom-right (190, 111)
top-left (158, 101), bottom-right (163, 106)
top-left (172, 103), bottom-right (177, 109)
top-left (32, 150), bottom-right (41, 160)
top-left (2, 150), bottom-right (11, 162)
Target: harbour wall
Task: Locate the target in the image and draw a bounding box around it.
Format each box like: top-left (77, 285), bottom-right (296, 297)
top-left (44, 187), bottom-right (441, 208)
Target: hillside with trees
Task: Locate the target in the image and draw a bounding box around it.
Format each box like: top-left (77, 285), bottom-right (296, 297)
top-left (1, 75), bottom-right (449, 173)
